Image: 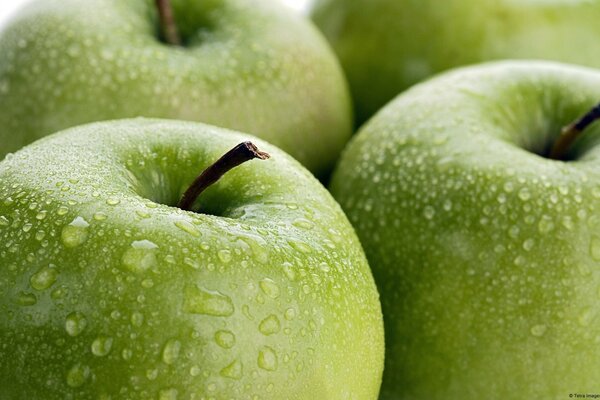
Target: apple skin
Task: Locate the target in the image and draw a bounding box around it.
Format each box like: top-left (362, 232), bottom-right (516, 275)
top-left (0, 0), bottom-right (352, 178)
top-left (329, 61), bottom-right (600, 399)
top-left (312, 0), bottom-right (600, 123)
top-left (0, 119), bottom-right (384, 399)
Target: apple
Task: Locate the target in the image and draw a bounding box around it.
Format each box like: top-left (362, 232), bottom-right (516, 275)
top-left (329, 61), bottom-right (600, 399)
top-left (0, 0), bottom-right (352, 178)
top-left (312, 0), bottom-right (600, 123)
top-left (0, 118), bottom-right (384, 399)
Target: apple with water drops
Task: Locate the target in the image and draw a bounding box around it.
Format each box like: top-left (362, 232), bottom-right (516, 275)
top-left (0, 0), bottom-right (352, 178)
top-left (0, 119), bottom-right (384, 399)
top-left (312, 0), bottom-right (600, 123)
top-left (329, 61), bottom-right (600, 399)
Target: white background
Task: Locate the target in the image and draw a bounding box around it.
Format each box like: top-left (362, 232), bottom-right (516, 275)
top-left (0, 0), bottom-right (311, 28)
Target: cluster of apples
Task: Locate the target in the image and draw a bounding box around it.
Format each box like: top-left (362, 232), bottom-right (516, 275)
top-left (1, 0), bottom-right (600, 399)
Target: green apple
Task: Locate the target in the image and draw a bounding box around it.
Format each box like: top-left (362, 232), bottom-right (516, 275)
top-left (0, 0), bottom-right (352, 178)
top-left (0, 118), bottom-right (383, 399)
top-left (329, 61), bottom-right (600, 399)
top-left (312, 0), bottom-right (600, 123)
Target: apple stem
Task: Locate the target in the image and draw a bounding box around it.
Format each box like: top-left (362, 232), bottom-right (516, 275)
top-left (549, 101), bottom-right (600, 160)
top-left (178, 142), bottom-right (270, 211)
top-left (155, 0), bottom-right (182, 46)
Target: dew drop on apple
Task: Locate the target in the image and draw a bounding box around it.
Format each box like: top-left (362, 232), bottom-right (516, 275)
top-left (158, 388), bottom-right (178, 400)
top-left (146, 368), bottom-right (159, 381)
top-left (65, 311), bottom-right (87, 337)
top-left (282, 262), bottom-right (296, 281)
top-left (292, 218), bottom-right (314, 230)
top-left (183, 285), bottom-right (234, 316)
top-left (589, 236), bottom-right (600, 261)
top-left (106, 197), bottom-right (120, 206)
top-left (91, 336), bottom-right (113, 357)
top-left (522, 239), bottom-right (535, 252)
top-left (530, 324), bottom-right (547, 337)
top-left (66, 364), bottom-right (90, 388)
top-left (130, 311), bottom-right (144, 327)
top-left (61, 216), bottom-right (89, 248)
top-left (537, 215), bottom-right (554, 234)
top-left (288, 240), bottom-right (312, 254)
top-left (0, 215), bottom-right (9, 226)
top-left (258, 346), bottom-right (278, 371)
top-left (259, 315), bottom-right (281, 336)
top-left (220, 359), bottom-right (243, 380)
top-left (16, 291), bottom-right (37, 306)
top-left (174, 220), bottom-right (200, 237)
top-left (162, 338), bottom-right (181, 365)
top-left (217, 249), bottom-right (232, 263)
top-left (29, 265), bottom-right (58, 291)
top-left (215, 330), bottom-right (236, 349)
top-left (122, 240), bottom-right (158, 273)
top-left (423, 206), bottom-right (435, 220)
top-left (259, 278), bottom-right (280, 299)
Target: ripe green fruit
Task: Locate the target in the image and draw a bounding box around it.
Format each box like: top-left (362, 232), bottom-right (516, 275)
top-left (0, 0), bottom-right (352, 177)
top-left (312, 0), bottom-right (600, 123)
top-left (329, 61), bottom-right (600, 399)
top-left (0, 119), bottom-right (383, 399)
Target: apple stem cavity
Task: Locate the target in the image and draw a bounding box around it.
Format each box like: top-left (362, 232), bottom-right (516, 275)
top-left (178, 142), bottom-right (270, 211)
top-left (155, 0), bottom-right (182, 46)
top-left (549, 101), bottom-right (600, 161)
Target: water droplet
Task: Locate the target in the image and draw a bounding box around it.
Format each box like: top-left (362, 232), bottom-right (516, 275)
top-left (530, 324), bottom-right (547, 337)
top-left (578, 264), bottom-right (592, 276)
top-left (106, 197), bottom-right (120, 206)
top-left (258, 315), bottom-right (281, 335)
top-left (175, 220), bottom-right (200, 237)
top-left (158, 388), bottom-right (178, 400)
top-left (522, 239), bottom-right (534, 252)
top-left (122, 348), bottom-right (133, 360)
top-left (131, 311), bottom-right (144, 327)
top-left (257, 346), bottom-right (278, 371)
top-left (590, 236), bottom-right (600, 261)
top-left (35, 210), bottom-right (47, 220)
top-left (66, 364), bottom-right (90, 388)
top-left (284, 308), bottom-right (296, 320)
top-left (292, 218), bottom-right (314, 230)
top-left (91, 336), bottom-right (113, 357)
top-left (220, 359), bottom-right (242, 380)
top-left (66, 312), bottom-right (87, 336)
top-left (518, 188), bottom-right (531, 201)
top-left (146, 368), bottom-right (159, 380)
top-left (162, 339), bottom-right (181, 365)
top-left (217, 249), bottom-right (232, 263)
top-left (190, 366), bottom-right (201, 376)
top-left (579, 307), bottom-right (594, 326)
top-left (282, 262), bottom-right (296, 281)
top-left (0, 215), bottom-right (8, 226)
top-left (122, 240), bottom-right (158, 273)
top-left (289, 240), bottom-right (312, 254)
top-left (259, 279), bottom-right (280, 299)
top-left (30, 265), bottom-right (58, 291)
top-left (16, 291), bottom-right (37, 306)
top-left (93, 212), bottom-right (108, 221)
top-left (184, 285), bottom-right (234, 316)
top-left (215, 330), bottom-right (235, 348)
top-left (423, 206), bottom-right (435, 220)
top-left (57, 206), bottom-right (69, 216)
top-left (537, 216), bottom-right (554, 234)
top-left (61, 217), bottom-right (89, 248)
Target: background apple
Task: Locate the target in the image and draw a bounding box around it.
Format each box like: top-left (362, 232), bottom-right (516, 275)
top-left (312, 0), bottom-right (600, 123)
top-left (329, 61), bottom-right (600, 399)
top-left (0, 118), bottom-right (384, 399)
top-left (0, 0), bottom-right (350, 178)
